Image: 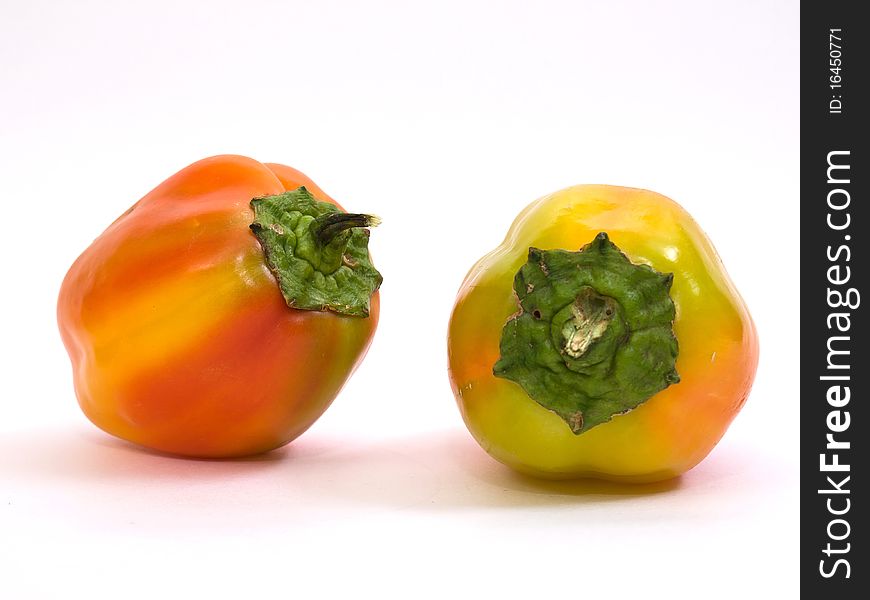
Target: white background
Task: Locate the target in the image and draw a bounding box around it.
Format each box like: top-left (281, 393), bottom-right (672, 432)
top-left (1, 1), bottom-right (798, 598)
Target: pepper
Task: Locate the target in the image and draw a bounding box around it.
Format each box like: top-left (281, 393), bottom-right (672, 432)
top-left (58, 155), bottom-right (381, 458)
top-left (447, 185), bottom-right (758, 482)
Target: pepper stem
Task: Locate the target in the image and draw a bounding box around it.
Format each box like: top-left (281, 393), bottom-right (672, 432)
top-left (312, 213), bottom-right (382, 246)
top-left (560, 287), bottom-right (618, 359)
top-left (249, 188), bottom-right (382, 317)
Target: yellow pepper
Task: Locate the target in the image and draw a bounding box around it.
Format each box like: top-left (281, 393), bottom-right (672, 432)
top-left (447, 185), bottom-right (758, 482)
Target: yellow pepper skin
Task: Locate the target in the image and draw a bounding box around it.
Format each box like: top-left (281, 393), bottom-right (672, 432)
top-left (447, 185), bottom-right (758, 482)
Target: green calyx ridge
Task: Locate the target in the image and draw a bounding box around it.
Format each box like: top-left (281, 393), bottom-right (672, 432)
top-left (493, 232), bottom-right (680, 434)
top-left (250, 187), bottom-right (382, 317)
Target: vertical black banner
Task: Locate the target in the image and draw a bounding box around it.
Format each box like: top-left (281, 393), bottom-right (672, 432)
top-left (802, 2), bottom-right (867, 595)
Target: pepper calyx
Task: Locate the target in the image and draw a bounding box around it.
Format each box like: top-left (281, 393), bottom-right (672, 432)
top-left (250, 187), bottom-right (382, 317)
top-left (493, 232), bottom-right (679, 434)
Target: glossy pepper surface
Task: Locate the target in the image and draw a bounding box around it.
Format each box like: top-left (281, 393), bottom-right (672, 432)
top-left (447, 185), bottom-right (758, 482)
top-left (58, 155), bottom-right (381, 458)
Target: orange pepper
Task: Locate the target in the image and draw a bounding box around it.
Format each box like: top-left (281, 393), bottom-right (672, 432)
top-left (58, 155), bottom-right (381, 457)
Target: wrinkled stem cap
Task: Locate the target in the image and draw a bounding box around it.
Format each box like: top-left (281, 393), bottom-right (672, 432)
top-left (493, 232), bottom-right (679, 434)
top-left (250, 187), bottom-right (382, 317)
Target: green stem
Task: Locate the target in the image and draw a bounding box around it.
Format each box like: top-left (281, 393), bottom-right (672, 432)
top-left (312, 213), bottom-right (382, 246)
